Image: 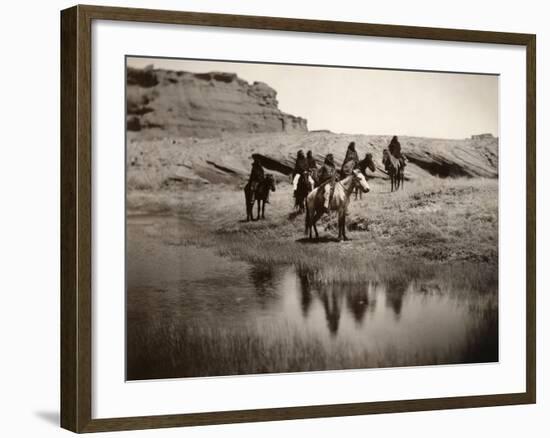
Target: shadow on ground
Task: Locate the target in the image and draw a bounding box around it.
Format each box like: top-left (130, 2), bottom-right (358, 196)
top-left (296, 236), bottom-right (340, 244)
top-left (34, 411), bottom-right (59, 427)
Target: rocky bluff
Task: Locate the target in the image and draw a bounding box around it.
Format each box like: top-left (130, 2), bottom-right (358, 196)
top-left (127, 67), bottom-right (308, 138)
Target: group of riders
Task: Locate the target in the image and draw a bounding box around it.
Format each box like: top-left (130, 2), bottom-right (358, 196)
top-left (247, 135), bottom-right (406, 211)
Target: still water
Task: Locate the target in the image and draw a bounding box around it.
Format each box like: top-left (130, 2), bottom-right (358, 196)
top-left (126, 215), bottom-right (498, 380)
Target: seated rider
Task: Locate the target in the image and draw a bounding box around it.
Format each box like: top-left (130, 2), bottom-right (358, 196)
top-left (317, 153), bottom-right (337, 211)
top-left (306, 150), bottom-right (317, 170)
top-left (292, 150), bottom-right (310, 196)
top-left (388, 135), bottom-right (406, 167)
top-left (248, 155), bottom-right (265, 194)
top-left (306, 150), bottom-right (318, 185)
top-left (340, 141), bottom-right (359, 177)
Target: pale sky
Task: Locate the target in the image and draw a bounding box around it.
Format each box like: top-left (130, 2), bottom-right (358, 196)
top-left (127, 57), bottom-right (498, 139)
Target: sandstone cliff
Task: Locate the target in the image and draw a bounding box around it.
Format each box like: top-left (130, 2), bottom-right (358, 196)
top-left (126, 67), bottom-right (308, 138)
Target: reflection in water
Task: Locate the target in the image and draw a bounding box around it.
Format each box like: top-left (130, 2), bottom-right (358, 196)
top-left (385, 278), bottom-right (408, 320)
top-left (248, 264), bottom-right (277, 309)
top-left (346, 286), bottom-right (372, 326)
top-left (320, 285), bottom-right (343, 336)
top-left (297, 274), bottom-right (374, 334)
top-left (297, 272), bottom-right (377, 333)
top-left (298, 270), bottom-right (313, 318)
top-left (126, 216), bottom-right (499, 380)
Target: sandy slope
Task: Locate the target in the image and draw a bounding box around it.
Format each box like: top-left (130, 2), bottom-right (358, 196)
top-left (127, 131), bottom-right (498, 191)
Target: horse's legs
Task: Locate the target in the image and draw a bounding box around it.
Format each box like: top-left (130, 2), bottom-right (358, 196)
top-left (342, 213), bottom-right (348, 241)
top-left (244, 189), bottom-right (249, 221)
top-left (337, 211), bottom-right (343, 241)
top-left (310, 211), bottom-right (322, 239)
top-left (342, 212), bottom-right (348, 240)
top-left (262, 200), bottom-right (266, 219)
top-left (338, 211), bottom-right (347, 241)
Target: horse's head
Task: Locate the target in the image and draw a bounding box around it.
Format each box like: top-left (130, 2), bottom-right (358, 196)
top-left (352, 169), bottom-right (370, 193)
top-left (266, 173), bottom-right (276, 191)
top-left (364, 153), bottom-right (376, 173)
top-left (297, 171), bottom-right (312, 191)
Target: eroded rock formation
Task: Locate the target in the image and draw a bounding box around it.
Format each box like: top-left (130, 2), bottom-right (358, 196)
top-left (126, 67), bottom-right (308, 138)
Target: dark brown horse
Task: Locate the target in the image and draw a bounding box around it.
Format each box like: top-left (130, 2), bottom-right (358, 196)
top-left (354, 153), bottom-right (376, 200)
top-left (294, 170), bottom-right (314, 213)
top-left (382, 149), bottom-right (405, 191)
top-left (244, 174), bottom-right (276, 221)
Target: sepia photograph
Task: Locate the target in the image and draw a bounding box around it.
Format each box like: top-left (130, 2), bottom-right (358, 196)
top-left (125, 56), bottom-right (499, 381)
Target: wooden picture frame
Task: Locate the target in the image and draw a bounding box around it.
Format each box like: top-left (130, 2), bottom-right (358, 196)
top-left (61, 4), bottom-right (536, 433)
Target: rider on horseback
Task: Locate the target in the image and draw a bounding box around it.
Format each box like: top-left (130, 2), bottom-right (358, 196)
top-left (388, 135), bottom-right (407, 168)
top-left (293, 149), bottom-right (316, 200)
top-left (248, 155), bottom-right (265, 202)
top-left (340, 141), bottom-right (359, 178)
top-left (317, 153), bottom-right (337, 212)
top-left (292, 150), bottom-right (308, 192)
top-left (306, 150), bottom-right (317, 171)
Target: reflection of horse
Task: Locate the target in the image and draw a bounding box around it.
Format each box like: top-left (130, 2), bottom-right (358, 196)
top-left (244, 174), bottom-right (276, 221)
top-left (294, 171), bottom-right (314, 213)
top-left (320, 286), bottom-right (343, 336)
top-left (305, 169), bottom-right (370, 241)
top-left (346, 286), bottom-right (371, 325)
top-left (297, 273), bottom-right (378, 334)
top-left (382, 149), bottom-right (404, 192)
top-left (297, 270), bottom-right (313, 318)
top-left (385, 278), bottom-right (408, 320)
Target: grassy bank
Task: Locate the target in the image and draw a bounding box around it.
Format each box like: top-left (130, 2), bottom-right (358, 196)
top-left (127, 176), bottom-right (498, 286)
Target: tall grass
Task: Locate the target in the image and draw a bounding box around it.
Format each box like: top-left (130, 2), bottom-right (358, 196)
top-left (127, 311), bottom-right (498, 380)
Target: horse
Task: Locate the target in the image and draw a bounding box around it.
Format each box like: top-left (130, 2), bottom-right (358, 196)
top-left (244, 174), bottom-right (276, 221)
top-left (354, 153), bottom-right (376, 200)
top-left (294, 170), bottom-right (314, 213)
top-left (255, 174), bottom-right (276, 220)
top-left (382, 149), bottom-right (405, 192)
top-left (305, 169), bottom-right (370, 241)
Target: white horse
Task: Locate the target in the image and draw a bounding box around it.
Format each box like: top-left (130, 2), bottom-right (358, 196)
top-left (305, 169), bottom-right (370, 241)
